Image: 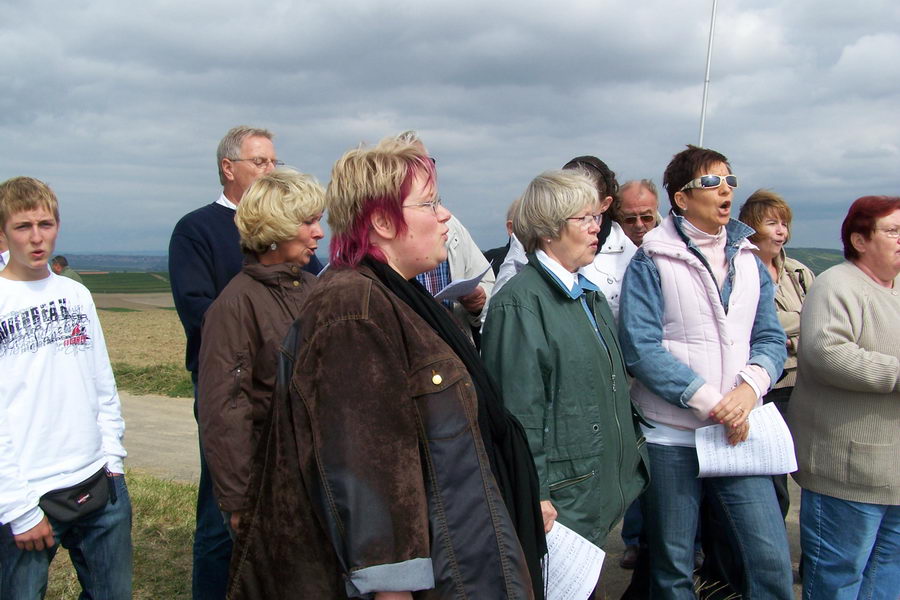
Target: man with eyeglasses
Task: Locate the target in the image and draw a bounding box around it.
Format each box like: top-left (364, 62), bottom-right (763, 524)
top-left (615, 179), bottom-right (661, 247)
top-left (168, 125), bottom-right (319, 600)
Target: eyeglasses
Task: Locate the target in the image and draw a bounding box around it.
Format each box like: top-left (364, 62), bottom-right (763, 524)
top-left (679, 174), bottom-right (738, 192)
top-left (565, 214), bottom-right (603, 229)
top-left (874, 227), bottom-right (900, 239)
top-left (622, 214), bottom-right (656, 225)
top-left (402, 196), bottom-right (443, 214)
top-left (230, 157), bottom-right (285, 169)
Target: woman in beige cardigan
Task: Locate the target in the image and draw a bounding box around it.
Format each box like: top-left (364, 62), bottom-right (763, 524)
top-left (788, 195), bottom-right (900, 600)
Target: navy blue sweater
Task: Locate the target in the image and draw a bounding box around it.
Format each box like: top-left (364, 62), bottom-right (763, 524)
top-left (169, 203), bottom-right (243, 375)
top-left (169, 202), bottom-right (325, 375)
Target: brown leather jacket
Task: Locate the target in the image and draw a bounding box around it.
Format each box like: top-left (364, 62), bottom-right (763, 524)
top-left (228, 265), bottom-right (533, 599)
top-left (198, 257), bottom-right (316, 512)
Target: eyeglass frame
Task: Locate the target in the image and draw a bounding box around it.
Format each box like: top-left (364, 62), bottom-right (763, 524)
top-left (873, 226), bottom-right (900, 239)
top-left (678, 174), bottom-right (739, 192)
top-left (621, 213), bottom-right (656, 225)
top-left (401, 196), bottom-right (443, 215)
top-left (228, 157), bottom-right (286, 169)
top-left (565, 213), bottom-right (603, 229)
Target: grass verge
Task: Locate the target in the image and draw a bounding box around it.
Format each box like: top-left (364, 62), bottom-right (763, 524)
top-left (47, 469), bottom-right (195, 599)
top-left (113, 362), bottom-right (193, 398)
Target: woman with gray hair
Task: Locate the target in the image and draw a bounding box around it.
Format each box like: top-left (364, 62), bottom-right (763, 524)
top-left (482, 169), bottom-right (649, 552)
top-left (198, 168), bottom-right (324, 538)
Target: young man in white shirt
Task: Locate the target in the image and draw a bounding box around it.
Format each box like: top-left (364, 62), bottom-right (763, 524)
top-left (0, 176), bottom-right (131, 599)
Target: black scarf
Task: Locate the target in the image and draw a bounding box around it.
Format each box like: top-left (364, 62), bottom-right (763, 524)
top-left (363, 257), bottom-right (547, 598)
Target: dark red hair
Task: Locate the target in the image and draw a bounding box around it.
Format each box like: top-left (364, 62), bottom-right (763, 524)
top-left (329, 156), bottom-right (435, 268)
top-left (841, 196), bottom-right (900, 260)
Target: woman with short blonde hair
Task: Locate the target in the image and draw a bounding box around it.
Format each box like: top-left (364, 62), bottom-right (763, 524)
top-left (198, 169), bottom-right (324, 538)
top-left (234, 169), bottom-right (325, 254)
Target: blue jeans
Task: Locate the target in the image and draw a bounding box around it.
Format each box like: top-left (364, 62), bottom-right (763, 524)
top-left (192, 380), bottom-right (233, 600)
top-left (800, 489), bottom-right (900, 600)
top-left (621, 496), bottom-right (702, 551)
top-left (642, 443), bottom-right (792, 600)
top-left (0, 474), bottom-right (132, 600)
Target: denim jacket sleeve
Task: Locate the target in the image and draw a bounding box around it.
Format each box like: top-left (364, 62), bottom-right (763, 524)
top-left (617, 251), bottom-right (705, 408)
top-left (746, 256), bottom-right (788, 386)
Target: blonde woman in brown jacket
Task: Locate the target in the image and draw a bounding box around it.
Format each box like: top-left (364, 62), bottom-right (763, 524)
top-left (198, 169), bottom-right (324, 537)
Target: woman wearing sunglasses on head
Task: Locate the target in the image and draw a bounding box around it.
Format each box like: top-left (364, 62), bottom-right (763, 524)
top-left (618, 145), bottom-right (791, 599)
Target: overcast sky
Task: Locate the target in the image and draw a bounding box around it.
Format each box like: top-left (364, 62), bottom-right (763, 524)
top-left (3, 0), bottom-right (898, 254)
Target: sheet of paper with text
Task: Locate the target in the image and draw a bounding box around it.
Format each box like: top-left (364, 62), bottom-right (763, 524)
top-left (695, 403), bottom-right (798, 477)
top-left (543, 521), bottom-right (605, 600)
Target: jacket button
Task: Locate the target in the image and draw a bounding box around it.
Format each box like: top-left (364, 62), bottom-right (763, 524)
top-left (592, 424), bottom-right (600, 432)
top-left (292, 280), bottom-right (300, 287)
top-left (291, 266), bottom-right (299, 274)
top-left (432, 372), bottom-right (442, 385)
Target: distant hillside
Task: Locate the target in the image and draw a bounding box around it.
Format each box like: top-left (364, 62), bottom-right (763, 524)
top-left (81, 272), bottom-right (171, 294)
top-left (67, 254), bottom-right (168, 272)
top-left (62, 248), bottom-right (843, 277)
top-left (787, 248), bottom-right (843, 274)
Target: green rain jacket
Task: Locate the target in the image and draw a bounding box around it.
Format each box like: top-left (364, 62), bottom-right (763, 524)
top-left (482, 254), bottom-right (649, 547)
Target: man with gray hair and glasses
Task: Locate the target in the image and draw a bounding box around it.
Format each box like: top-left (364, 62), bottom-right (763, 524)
top-left (169, 125), bottom-right (313, 600)
top-left (615, 179), bottom-right (661, 247)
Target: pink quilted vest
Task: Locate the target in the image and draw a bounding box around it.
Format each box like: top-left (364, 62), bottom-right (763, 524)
top-left (630, 218), bottom-right (762, 430)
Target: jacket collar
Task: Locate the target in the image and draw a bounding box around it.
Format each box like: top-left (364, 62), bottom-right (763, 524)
top-left (527, 252), bottom-right (599, 301)
top-left (671, 214), bottom-right (755, 249)
top-left (242, 254), bottom-right (311, 289)
top-left (644, 215), bottom-right (756, 257)
top-left (598, 221), bottom-right (636, 256)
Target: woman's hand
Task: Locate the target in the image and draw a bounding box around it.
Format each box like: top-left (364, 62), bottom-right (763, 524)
top-left (710, 382), bottom-right (756, 429)
top-left (374, 593), bottom-right (413, 600)
top-left (540, 500), bottom-right (558, 533)
top-left (726, 421), bottom-right (750, 445)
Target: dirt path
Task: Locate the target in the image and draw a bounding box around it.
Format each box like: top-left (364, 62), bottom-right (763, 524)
top-left (121, 391), bottom-right (199, 483)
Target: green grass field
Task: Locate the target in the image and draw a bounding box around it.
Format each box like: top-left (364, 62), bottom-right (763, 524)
top-left (786, 247), bottom-right (843, 275)
top-left (80, 272), bottom-right (171, 294)
top-left (113, 362), bottom-right (193, 398)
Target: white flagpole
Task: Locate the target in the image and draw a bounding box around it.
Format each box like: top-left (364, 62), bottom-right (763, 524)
top-left (698, 0), bottom-right (719, 147)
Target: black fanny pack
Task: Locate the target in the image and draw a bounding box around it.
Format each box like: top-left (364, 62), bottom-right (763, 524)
top-left (39, 468), bottom-right (110, 522)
